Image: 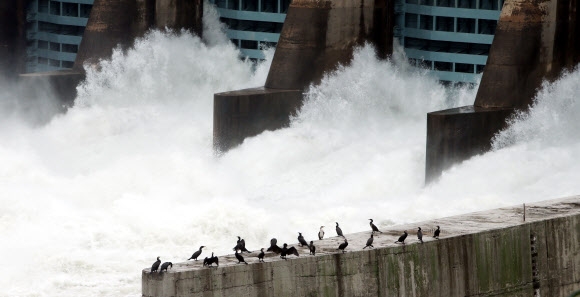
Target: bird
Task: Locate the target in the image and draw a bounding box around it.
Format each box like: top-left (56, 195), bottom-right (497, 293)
top-left (159, 262), bottom-right (173, 273)
top-left (235, 249), bottom-right (248, 265)
top-left (298, 232), bottom-right (308, 247)
top-left (309, 241), bottom-right (316, 255)
top-left (233, 236), bottom-right (251, 253)
top-left (363, 234), bottom-right (374, 249)
top-left (204, 252), bottom-right (219, 267)
top-left (337, 238), bottom-right (348, 253)
top-left (336, 222), bottom-right (344, 237)
top-left (417, 227), bottom-right (423, 244)
top-left (395, 231), bottom-right (408, 244)
top-left (369, 219), bottom-right (382, 234)
top-left (188, 246), bottom-right (205, 261)
top-left (267, 238), bottom-right (282, 254)
top-left (433, 226), bottom-right (440, 239)
top-left (258, 248), bottom-right (265, 262)
top-left (318, 226), bottom-right (325, 240)
top-left (151, 257), bottom-right (161, 273)
top-left (280, 243), bottom-right (299, 260)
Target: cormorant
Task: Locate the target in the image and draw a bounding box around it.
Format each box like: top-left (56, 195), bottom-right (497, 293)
top-left (159, 262), bottom-right (173, 273)
top-left (267, 238), bottom-right (282, 254)
top-left (280, 243), bottom-right (299, 260)
top-left (188, 246), bottom-right (205, 261)
top-left (417, 227), bottom-right (423, 244)
top-left (233, 236), bottom-right (250, 253)
top-left (309, 241), bottom-right (316, 255)
top-left (363, 234), bottom-right (374, 249)
top-left (395, 231), bottom-right (408, 244)
top-left (337, 238), bottom-right (348, 253)
top-left (258, 248), bottom-right (265, 262)
top-left (204, 252), bottom-right (219, 267)
top-left (235, 249), bottom-right (248, 264)
top-left (151, 257), bottom-right (161, 273)
top-left (298, 232), bottom-right (308, 247)
top-left (433, 226), bottom-right (440, 239)
top-left (318, 226), bottom-right (325, 240)
top-left (369, 219), bottom-right (382, 234)
top-left (336, 222), bottom-right (344, 237)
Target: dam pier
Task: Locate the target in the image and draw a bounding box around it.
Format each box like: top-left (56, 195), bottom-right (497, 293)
top-left (142, 196), bottom-right (580, 297)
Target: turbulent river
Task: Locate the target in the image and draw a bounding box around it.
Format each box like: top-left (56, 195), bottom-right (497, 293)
top-left (1, 4), bottom-right (579, 297)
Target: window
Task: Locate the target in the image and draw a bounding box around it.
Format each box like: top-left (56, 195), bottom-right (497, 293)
top-left (479, 19), bottom-right (497, 35)
top-left (420, 0), bottom-right (434, 5)
top-left (458, 0), bottom-right (475, 8)
top-left (436, 0), bottom-right (454, 7)
top-left (241, 0), bottom-right (257, 11)
top-left (38, 57), bottom-right (48, 65)
top-left (61, 61), bottom-right (74, 68)
top-left (405, 13), bottom-right (418, 29)
top-left (38, 0), bottom-right (49, 13)
top-left (434, 61), bottom-right (452, 71)
top-left (406, 0), bottom-right (419, 4)
top-left (419, 15), bottom-right (433, 30)
top-left (457, 18), bottom-right (475, 33)
top-left (49, 42), bottom-right (60, 51)
top-left (259, 41), bottom-right (276, 49)
top-left (455, 63), bottom-right (474, 73)
top-left (476, 64), bottom-right (485, 73)
top-left (261, 0), bottom-right (278, 12)
top-left (240, 40), bottom-right (258, 49)
top-left (61, 43), bottom-right (78, 53)
top-left (436, 16), bottom-right (454, 32)
top-left (38, 40), bottom-right (49, 49)
top-left (80, 4), bottom-right (92, 18)
top-left (49, 59), bottom-right (60, 67)
top-left (49, 1), bottom-right (61, 15)
top-left (62, 2), bottom-right (78, 17)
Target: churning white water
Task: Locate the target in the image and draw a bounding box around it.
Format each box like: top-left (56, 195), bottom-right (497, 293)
top-left (1, 4), bottom-right (580, 296)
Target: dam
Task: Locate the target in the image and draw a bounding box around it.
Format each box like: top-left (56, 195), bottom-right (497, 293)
top-left (142, 196), bottom-right (580, 297)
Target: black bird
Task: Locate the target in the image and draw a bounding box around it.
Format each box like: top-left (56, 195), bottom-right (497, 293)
top-left (267, 238), bottom-right (282, 254)
top-left (417, 227), bottom-right (423, 244)
top-left (204, 252), bottom-right (219, 267)
top-left (337, 238), bottom-right (348, 253)
top-left (233, 236), bottom-right (250, 253)
top-left (395, 231), bottom-right (408, 244)
top-left (298, 232), bottom-right (308, 247)
top-left (363, 234), bottom-right (374, 249)
top-left (188, 246), bottom-right (205, 261)
top-left (318, 226), bottom-right (325, 240)
top-left (258, 248), bottom-right (265, 262)
top-left (309, 241), bottom-right (316, 255)
top-left (336, 222), bottom-right (344, 237)
top-left (159, 262), bottom-right (173, 273)
top-left (280, 243), bottom-right (299, 260)
top-left (235, 249), bottom-right (248, 265)
top-left (151, 257), bottom-right (161, 273)
top-left (369, 219), bottom-right (382, 234)
top-left (433, 226), bottom-right (440, 239)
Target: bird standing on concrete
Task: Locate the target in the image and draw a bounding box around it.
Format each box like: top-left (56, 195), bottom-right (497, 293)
top-left (188, 246), bottom-right (205, 261)
top-left (337, 238), bottom-right (348, 253)
top-left (318, 226), bottom-right (325, 240)
top-left (233, 236), bottom-right (251, 253)
top-left (159, 262), bottom-right (173, 273)
top-left (298, 232), bottom-right (308, 247)
top-left (395, 231), bottom-right (408, 244)
top-left (369, 219), bottom-right (382, 234)
top-left (151, 257), bottom-right (161, 273)
top-left (363, 234), bottom-right (374, 249)
top-left (309, 241), bottom-right (316, 255)
top-left (235, 249), bottom-right (248, 264)
top-left (267, 238), bottom-right (282, 254)
top-left (281, 243), bottom-right (299, 260)
top-left (433, 226), bottom-right (440, 239)
top-left (417, 227), bottom-right (423, 244)
top-left (336, 222), bottom-right (344, 237)
top-left (258, 248), bottom-right (265, 262)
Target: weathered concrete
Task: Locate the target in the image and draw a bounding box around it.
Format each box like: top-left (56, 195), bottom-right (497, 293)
top-left (213, 0), bottom-right (394, 152)
top-left (425, 0), bottom-right (580, 182)
top-left (213, 88), bottom-right (302, 152)
top-left (142, 196), bottom-right (580, 297)
top-left (18, 70), bottom-right (85, 106)
top-left (155, 0), bottom-right (203, 37)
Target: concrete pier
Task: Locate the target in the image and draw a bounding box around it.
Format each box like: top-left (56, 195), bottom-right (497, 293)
top-left (142, 196), bottom-right (580, 297)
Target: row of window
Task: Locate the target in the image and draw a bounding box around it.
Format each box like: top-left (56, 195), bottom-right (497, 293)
top-left (405, 37), bottom-right (490, 55)
top-left (405, 14), bottom-right (497, 35)
top-left (405, 0), bottom-right (504, 10)
top-left (36, 56), bottom-right (74, 68)
top-left (38, 21), bottom-right (85, 36)
top-left (231, 39), bottom-right (277, 50)
top-left (37, 40), bottom-right (79, 53)
top-left (221, 17), bottom-right (283, 33)
top-left (410, 58), bottom-right (485, 74)
top-left (215, 0), bottom-right (290, 13)
top-left (38, 0), bottom-right (92, 18)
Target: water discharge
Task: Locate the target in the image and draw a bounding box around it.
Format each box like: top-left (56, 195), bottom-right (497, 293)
top-left (1, 4), bottom-right (579, 296)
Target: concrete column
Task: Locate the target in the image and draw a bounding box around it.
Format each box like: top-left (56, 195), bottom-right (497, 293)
top-left (155, 0), bottom-right (203, 37)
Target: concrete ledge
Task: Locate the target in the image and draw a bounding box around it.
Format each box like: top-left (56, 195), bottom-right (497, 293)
top-left (425, 105), bottom-right (514, 183)
top-left (142, 196), bottom-right (580, 297)
top-left (18, 70), bottom-right (85, 106)
top-left (213, 87), bottom-right (302, 152)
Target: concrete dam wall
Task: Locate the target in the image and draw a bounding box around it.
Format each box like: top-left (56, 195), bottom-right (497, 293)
top-left (142, 197), bottom-right (580, 297)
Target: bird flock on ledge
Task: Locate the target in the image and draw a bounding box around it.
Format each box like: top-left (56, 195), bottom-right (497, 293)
top-left (149, 220), bottom-right (442, 273)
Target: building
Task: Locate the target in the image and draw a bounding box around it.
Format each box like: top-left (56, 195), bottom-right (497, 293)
top-left (397, 0), bottom-right (504, 83)
top-left (25, 0), bottom-right (93, 73)
top-left (22, 0), bottom-right (502, 83)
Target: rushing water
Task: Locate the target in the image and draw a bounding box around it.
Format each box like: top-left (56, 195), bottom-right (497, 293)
top-left (1, 4), bottom-right (580, 297)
